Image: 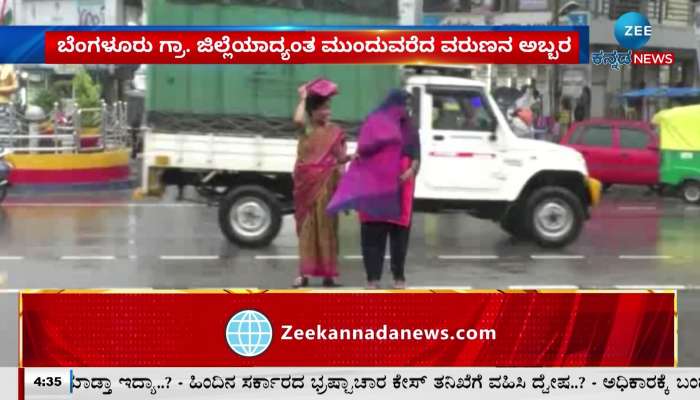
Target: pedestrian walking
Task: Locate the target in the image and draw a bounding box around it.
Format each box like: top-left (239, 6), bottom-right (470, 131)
top-left (0, 64), bottom-right (18, 147)
top-left (558, 98), bottom-right (572, 141)
top-left (574, 99), bottom-right (585, 122)
top-left (511, 107), bottom-right (534, 138)
top-left (291, 78), bottom-right (353, 288)
top-left (0, 65), bottom-right (17, 105)
top-left (327, 89), bottom-right (420, 289)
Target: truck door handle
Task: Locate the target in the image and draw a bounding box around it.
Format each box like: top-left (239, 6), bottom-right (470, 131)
top-left (433, 135), bottom-right (445, 141)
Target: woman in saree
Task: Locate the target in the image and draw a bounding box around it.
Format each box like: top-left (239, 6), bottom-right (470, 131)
top-left (292, 79), bottom-right (352, 288)
top-left (327, 90), bottom-right (420, 289)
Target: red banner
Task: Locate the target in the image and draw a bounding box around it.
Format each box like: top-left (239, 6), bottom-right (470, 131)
top-left (44, 30), bottom-right (581, 64)
top-left (21, 292), bottom-right (674, 367)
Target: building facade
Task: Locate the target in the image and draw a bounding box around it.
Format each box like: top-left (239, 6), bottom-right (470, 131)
top-left (8, 0), bottom-right (144, 103)
top-left (418, 0), bottom-right (699, 118)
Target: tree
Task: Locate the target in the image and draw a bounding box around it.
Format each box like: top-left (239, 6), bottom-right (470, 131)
top-left (72, 69), bottom-right (102, 128)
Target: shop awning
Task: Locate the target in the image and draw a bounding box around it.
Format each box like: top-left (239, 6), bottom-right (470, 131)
top-left (621, 87), bottom-right (700, 98)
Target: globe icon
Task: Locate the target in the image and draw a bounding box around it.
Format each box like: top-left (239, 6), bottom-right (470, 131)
top-left (226, 310), bottom-right (273, 357)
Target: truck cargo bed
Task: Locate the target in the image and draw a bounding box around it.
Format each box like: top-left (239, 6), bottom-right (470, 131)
top-left (143, 131), bottom-right (358, 174)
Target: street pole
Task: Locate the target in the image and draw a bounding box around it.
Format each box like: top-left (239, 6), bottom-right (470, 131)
top-left (551, 0), bottom-right (560, 118)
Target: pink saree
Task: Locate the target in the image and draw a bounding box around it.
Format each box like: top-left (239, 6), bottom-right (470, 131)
top-left (293, 123), bottom-right (346, 277)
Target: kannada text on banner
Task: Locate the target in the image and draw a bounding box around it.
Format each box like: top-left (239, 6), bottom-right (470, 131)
top-left (20, 291), bottom-right (674, 367)
top-left (44, 31), bottom-right (581, 64)
top-left (0, 26), bottom-right (589, 64)
top-left (23, 367), bottom-right (700, 399)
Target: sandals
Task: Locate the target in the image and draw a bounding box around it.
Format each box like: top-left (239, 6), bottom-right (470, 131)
top-left (293, 277), bottom-right (342, 288)
top-left (322, 278), bottom-right (342, 288)
top-left (292, 276), bottom-right (309, 288)
top-left (393, 280), bottom-right (406, 289)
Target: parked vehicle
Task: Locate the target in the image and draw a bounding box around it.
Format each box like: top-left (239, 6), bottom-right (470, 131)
top-left (141, 67), bottom-right (601, 248)
top-left (653, 105), bottom-right (700, 203)
top-left (0, 147), bottom-right (12, 203)
top-left (559, 119), bottom-right (660, 190)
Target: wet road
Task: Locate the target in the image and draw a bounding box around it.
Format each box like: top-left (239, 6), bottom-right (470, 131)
top-left (1, 186), bottom-right (700, 365)
top-left (1, 186), bottom-right (700, 289)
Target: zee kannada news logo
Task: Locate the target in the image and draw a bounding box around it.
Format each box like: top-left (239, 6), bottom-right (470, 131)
top-left (592, 12), bottom-right (674, 70)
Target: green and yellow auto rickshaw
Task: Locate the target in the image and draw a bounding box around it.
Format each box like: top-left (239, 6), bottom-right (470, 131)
top-left (653, 104), bottom-right (700, 203)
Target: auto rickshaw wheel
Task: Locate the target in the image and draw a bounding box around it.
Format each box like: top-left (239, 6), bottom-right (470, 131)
top-left (681, 180), bottom-right (700, 204)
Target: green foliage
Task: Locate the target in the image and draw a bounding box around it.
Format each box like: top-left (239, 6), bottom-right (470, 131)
top-left (33, 80), bottom-right (72, 114)
top-left (72, 69), bottom-right (102, 128)
top-left (33, 89), bottom-right (58, 114)
top-left (72, 69), bottom-right (101, 109)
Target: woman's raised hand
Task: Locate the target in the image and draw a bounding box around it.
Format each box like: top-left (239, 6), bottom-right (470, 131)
top-left (297, 84), bottom-right (308, 100)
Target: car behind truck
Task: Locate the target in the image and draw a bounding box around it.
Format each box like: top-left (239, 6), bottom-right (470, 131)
top-left (140, 68), bottom-right (601, 248)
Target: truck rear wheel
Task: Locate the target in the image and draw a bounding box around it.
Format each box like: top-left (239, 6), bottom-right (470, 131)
top-left (681, 181), bottom-right (700, 204)
top-left (218, 185), bottom-right (282, 248)
top-left (524, 186), bottom-right (584, 248)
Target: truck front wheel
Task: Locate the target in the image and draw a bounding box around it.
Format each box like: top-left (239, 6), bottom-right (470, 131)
top-left (218, 185), bottom-right (283, 248)
top-left (500, 204), bottom-right (530, 240)
top-left (524, 186), bottom-right (584, 248)
top-left (681, 180), bottom-right (700, 204)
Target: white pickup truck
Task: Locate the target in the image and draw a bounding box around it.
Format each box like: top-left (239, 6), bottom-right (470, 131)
top-left (140, 69), bottom-right (601, 248)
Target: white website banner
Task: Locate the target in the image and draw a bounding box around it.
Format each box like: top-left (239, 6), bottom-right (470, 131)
top-left (24, 368), bottom-right (700, 399)
top-left (0, 367), bottom-right (17, 399)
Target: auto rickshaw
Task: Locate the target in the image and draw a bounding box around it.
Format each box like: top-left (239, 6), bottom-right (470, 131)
top-left (653, 104), bottom-right (700, 203)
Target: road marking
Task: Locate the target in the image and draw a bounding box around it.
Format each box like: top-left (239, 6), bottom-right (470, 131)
top-left (60, 255), bottom-right (116, 261)
top-left (438, 255), bottom-right (499, 260)
top-left (344, 255), bottom-right (391, 260)
top-left (0, 256), bottom-right (24, 261)
top-left (617, 206), bottom-right (657, 211)
top-left (619, 255), bottom-right (673, 260)
top-left (613, 285), bottom-right (686, 290)
top-left (3, 202), bottom-right (206, 208)
top-left (160, 255), bottom-right (220, 260)
top-left (255, 255), bottom-right (299, 260)
top-left (508, 285), bottom-right (579, 290)
top-left (530, 255), bottom-right (585, 260)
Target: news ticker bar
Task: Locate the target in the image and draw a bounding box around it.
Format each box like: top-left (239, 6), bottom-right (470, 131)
top-left (20, 291), bottom-right (675, 367)
top-left (20, 367), bottom-right (700, 399)
top-left (0, 26), bottom-right (590, 64)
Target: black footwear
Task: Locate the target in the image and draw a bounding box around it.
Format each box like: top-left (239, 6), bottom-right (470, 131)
top-left (292, 276), bottom-right (309, 288)
top-left (322, 278), bottom-right (342, 288)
